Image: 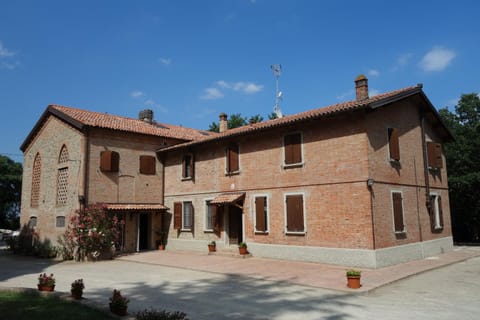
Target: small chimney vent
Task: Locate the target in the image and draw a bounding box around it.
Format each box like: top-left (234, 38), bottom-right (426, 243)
top-left (354, 74), bottom-right (369, 101)
top-left (139, 109), bottom-right (154, 124)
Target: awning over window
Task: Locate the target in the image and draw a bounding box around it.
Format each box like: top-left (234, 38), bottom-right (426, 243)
top-left (104, 204), bottom-right (168, 211)
top-left (210, 192), bottom-right (245, 205)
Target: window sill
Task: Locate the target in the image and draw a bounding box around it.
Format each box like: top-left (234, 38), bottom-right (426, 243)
top-left (254, 231), bottom-right (269, 235)
top-left (181, 177), bottom-right (193, 181)
top-left (282, 162), bottom-right (304, 169)
top-left (225, 170), bottom-right (240, 176)
top-left (203, 229), bottom-right (214, 233)
top-left (285, 231), bottom-right (306, 236)
top-left (389, 159), bottom-right (400, 164)
top-left (180, 229), bottom-right (192, 232)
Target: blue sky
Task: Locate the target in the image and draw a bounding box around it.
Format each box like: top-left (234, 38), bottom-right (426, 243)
top-left (1, 0), bottom-right (478, 163)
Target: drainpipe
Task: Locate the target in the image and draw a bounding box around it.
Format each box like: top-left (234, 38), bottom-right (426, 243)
top-left (81, 128), bottom-right (90, 209)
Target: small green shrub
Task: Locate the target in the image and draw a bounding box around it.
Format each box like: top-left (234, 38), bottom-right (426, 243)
top-left (346, 269), bottom-right (361, 277)
top-left (135, 308), bottom-right (189, 320)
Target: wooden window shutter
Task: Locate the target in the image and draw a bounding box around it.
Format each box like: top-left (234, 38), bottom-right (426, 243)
top-left (100, 151), bottom-right (119, 172)
top-left (428, 195), bottom-right (436, 232)
top-left (182, 155), bottom-right (187, 178)
top-left (392, 192), bottom-right (404, 232)
top-left (388, 128), bottom-right (400, 161)
top-left (210, 204), bottom-right (217, 230)
top-left (255, 197), bottom-right (266, 232)
top-left (284, 133), bottom-right (302, 164)
top-left (427, 142), bottom-right (443, 168)
top-left (139, 155), bottom-right (156, 175)
top-left (173, 202), bottom-right (182, 230)
top-left (227, 144), bottom-right (239, 172)
top-left (214, 205), bottom-right (223, 232)
top-left (286, 195), bottom-right (304, 232)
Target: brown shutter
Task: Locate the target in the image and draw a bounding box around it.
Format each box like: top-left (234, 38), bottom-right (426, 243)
top-left (388, 128), bottom-right (400, 161)
top-left (428, 195), bottom-right (436, 232)
top-left (438, 196), bottom-right (444, 228)
top-left (182, 155), bottom-right (186, 178)
top-left (211, 204), bottom-right (217, 230)
top-left (255, 197), bottom-right (266, 232)
top-left (190, 153), bottom-right (195, 179)
top-left (139, 155), bottom-right (155, 175)
top-left (284, 133), bottom-right (302, 164)
top-left (214, 205), bottom-right (224, 233)
top-left (427, 142), bottom-right (443, 168)
top-left (173, 202), bottom-right (182, 230)
top-left (100, 151), bottom-right (119, 172)
top-left (228, 144), bottom-right (239, 172)
top-left (392, 192), bottom-right (404, 232)
top-left (286, 195), bottom-right (304, 232)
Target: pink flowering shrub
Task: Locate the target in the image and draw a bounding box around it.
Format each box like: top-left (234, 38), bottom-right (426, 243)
top-left (63, 204), bottom-right (124, 260)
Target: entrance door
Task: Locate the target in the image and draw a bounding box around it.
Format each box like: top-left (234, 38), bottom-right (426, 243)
top-left (228, 205), bottom-right (243, 245)
top-left (138, 213), bottom-right (149, 250)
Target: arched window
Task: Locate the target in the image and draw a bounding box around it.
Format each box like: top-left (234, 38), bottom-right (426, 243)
top-left (56, 145), bottom-right (69, 206)
top-left (31, 153), bottom-right (41, 207)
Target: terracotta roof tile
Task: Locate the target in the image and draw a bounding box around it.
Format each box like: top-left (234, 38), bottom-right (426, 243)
top-left (158, 85), bottom-right (422, 152)
top-left (49, 105), bottom-right (217, 141)
top-left (210, 192), bottom-right (246, 205)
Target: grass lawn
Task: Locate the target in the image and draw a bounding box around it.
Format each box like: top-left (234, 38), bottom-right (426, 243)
top-left (0, 290), bottom-right (114, 320)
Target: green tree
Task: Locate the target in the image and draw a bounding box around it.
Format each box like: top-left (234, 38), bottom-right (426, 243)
top-left (208, 113), bottom-right (248, 132)
top-left (248, 114), bottom-right (264, 123)
top-left (0, 155), bottom-right (22, 230)
top-left (438, 93), bottom-right (480, 243)
top-left (268, 112), bottom-right (278, 120)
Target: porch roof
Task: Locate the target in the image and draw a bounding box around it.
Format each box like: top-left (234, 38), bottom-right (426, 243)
top-left (210, 192), bottom-right (245, 205)
top-left (104, 203), bottom-right (169, 211)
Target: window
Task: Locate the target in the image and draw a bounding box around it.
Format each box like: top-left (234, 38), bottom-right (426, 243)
top-left (56, 216), bottom-right (66, 228)
top-left (391, 191), bottom-right (405, 233)
top-left (226, 144), bottom-right (239, 173)
top-left (429, 194), bottom-right (444, 232)
top-left (254, 196), bottom-right (269, 233)
top-left (182, 154), bottom-right (194, 179)
top-left (205, 200), bottom-right (214, 231)
top-left (427, 142), bottom-right (443, 169)
top-left (285, 194), bottom-right (305, 233)
top-left (31, 153), bottom-right (41, 208)
top-left (56, 145), bottom-right (69, 206)
top-left (100, 150), bottom-right (119, 172)
top-left (173, 201), bottom-right (194, 231)
top-left (139, 155), bottom-right (156, 175)
top-left (284, 133), bottom-right (302, 166)
top-left (28, 216), bottom-right (37, 228)
top-left (388, 128), bottom-right (400, 161)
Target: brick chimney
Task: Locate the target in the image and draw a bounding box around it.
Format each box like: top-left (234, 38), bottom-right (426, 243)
top-left (139, 109), bottom-right (154, 124)
top-left (219, 113), bottom-right (228, 132)
top-left (354, 74), bottom-right (369, 101)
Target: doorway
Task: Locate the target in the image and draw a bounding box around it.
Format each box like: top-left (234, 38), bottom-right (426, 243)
top-left (138, 213), bottom-right (150, 251)
top-left (228, 205), bottom-right (243, 245)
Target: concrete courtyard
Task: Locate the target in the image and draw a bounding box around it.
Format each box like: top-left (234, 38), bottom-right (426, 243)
top-left (0, 246), bottom-right (479, 320)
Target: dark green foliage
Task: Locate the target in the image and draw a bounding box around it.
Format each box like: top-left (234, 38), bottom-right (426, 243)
top-left (207, 113), bottom-right (275, 132)
top-left (8, 224), bottom-right (57, 258)
top-left (438, 93), bottom-right (480, 243)
top-left (0, 155), bottom-right (22, 230)
top-left (135, 308), bottom-right (189, 320)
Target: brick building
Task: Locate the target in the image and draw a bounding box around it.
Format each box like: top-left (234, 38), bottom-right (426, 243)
top-left (20, 76), bottom-right (454, 267)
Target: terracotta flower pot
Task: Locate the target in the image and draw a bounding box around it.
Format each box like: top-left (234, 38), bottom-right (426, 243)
top-left (71, 290), bottom-right (83, 299)
top-left (38, 285), bottom-right (55, 292)
top-left (347, 276), bottom-right (361, 289)
top-left (158, 244), bottom-right (165, 250)
top-left (239, 247), bottom-right (247, 255)
top-left (208, 244), bottom-right (216, 252)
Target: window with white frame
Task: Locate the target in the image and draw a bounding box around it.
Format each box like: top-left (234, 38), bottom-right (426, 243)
top-left (285, 193), bottom-right (305, 234)
top-left (429, 194), bottom-right (444, 231)
top-left (205, 200), bottom-right (214, 231)
top-left (182, 201), bottom-right (193, 230)
top-left (391, 191), bottom-right (405, 233)
top-left (254, 196), bottom-right (269, 233)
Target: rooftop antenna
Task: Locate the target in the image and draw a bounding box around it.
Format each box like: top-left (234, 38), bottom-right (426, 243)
top-left (271, 64), bottom-right (283, 118)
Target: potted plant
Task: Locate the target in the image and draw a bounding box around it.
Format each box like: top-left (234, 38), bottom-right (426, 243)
top-left (71, 279), bottom-right (85, 299)
top-left (109, 289), bottom-right (129, 316)
top-left (208, 240), bottom-right (216, 253)
top-left (155, 231), bottom-right (166, 250)
top-left (346, 269), bottom-right (361, 289)
top-left (37, 273), bottom-right (55, 292)
top-left (238, 242), bottom-right (248, 255)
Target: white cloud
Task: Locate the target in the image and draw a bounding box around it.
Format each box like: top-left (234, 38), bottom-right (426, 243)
top-left (201, 87), bottom-right (224, 100)
top-left (130, 91), bottom-right (144, 98)
top-left (215, 80), bottom-right (263, 94)
top-left (0, 41), bottom-right (15, 58)
top-left (158, 57), bottom-right (171, 65)
top-left (367, 69), bottom-right (380, 77)
top-left (145, 99), bottom-right (155, 106)
top-left (420, 47), bottom-right (456, 72)
top-left (391, 53), bottom-right (413, 71)
top-left (0, 61), bottom-right (20, 70)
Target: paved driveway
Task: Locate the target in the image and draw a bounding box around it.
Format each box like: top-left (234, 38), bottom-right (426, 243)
top-left (0, 250), bottom-right (479, 320)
